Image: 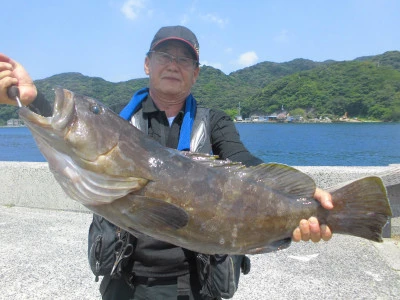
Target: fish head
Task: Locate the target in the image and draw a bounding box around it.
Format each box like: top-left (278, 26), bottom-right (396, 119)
top-left (19, 88), bottom-right (121, 163)
top-left (18, 88), bottom-right (148, 205)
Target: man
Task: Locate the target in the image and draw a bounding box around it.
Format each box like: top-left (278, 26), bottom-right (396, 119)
top-left (0, 25), bottom-right (332, 299)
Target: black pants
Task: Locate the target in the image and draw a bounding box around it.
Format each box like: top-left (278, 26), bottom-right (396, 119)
top-left (101, 275), bottom-right (206, 300)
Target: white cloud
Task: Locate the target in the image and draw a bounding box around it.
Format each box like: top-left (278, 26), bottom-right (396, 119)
top-left (121, 0), bottom-right (145, 20)
top-left (237, 51), bottom-right (259, 67)
top-left (274, 29), bottom-right (289, 43)
top-left (201, 13), bottom-right (228, 28)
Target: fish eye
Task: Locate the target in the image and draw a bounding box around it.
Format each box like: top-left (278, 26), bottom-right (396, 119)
top-left (90, 104), bottom-right (103, 115)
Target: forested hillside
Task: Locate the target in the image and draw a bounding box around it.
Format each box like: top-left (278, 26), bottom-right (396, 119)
top-left (34, 73), bottom-right (149, 113)
top-left (1, 51), bottom-right (399, 124)
top-left (241, 59), bottom-right (400, 121)
top-left (229, 58), bottom-right (324, 88)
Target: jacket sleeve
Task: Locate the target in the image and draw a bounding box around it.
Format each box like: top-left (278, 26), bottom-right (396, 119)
top-left (28, 90), bottom-right (53, 117)
top-left (209, 109), bottom-right (263, 167)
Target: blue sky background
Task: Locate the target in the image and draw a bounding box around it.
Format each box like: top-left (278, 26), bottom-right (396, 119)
top-left (2, 0), bottom-right (399, 82)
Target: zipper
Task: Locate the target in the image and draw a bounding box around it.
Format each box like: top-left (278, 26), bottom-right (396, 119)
top-left (94, 235), bottom-right (103, 282)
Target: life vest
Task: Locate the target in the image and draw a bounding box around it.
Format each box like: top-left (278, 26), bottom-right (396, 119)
top-left (130, 106), bottom-right (212, 154)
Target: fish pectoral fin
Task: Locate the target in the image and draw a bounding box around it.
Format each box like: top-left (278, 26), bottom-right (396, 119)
top-left (248, 237), bottom-right (291, 254)
top-left (126, 195), bottom-right (189, 230)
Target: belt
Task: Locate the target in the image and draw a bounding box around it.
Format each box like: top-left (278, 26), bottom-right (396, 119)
top-left (124, 273), bottom-right (192, 297)
top-left (130, 275), bottom-right (178, 286)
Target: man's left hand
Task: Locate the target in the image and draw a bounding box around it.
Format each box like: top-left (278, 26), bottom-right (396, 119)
top-left (292, 188), bottom-right (333, 242)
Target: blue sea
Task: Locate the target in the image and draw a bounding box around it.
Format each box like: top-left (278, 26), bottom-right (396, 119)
top-left (0, 123), bottom-right (399, 166)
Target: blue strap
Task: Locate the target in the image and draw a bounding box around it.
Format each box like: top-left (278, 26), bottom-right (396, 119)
top-left (119, 87), bottom-right (149, 120)
top-left (177, 94), bottom-right (196, 151)
top-left (119, 88), bottom-right (196, 151)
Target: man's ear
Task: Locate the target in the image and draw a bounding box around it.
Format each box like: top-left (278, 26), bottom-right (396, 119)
top-left (144, 57), bottom-right (150, 75)
top-left (192, 66), bottom-right (200, 85)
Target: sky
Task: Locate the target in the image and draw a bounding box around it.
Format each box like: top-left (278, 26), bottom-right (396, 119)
top-left (2, 0), bottom-right (399, 82)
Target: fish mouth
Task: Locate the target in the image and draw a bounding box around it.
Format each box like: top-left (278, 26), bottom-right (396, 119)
top-left (18, 107), bottom-right (56, 146)
top-left (52, 88), bottom-right (76, 132)
top-left (18, 107), bottom-right (52, 128)
top-left (18, 88), bottom-right (76, 140)
top-left (18, 87), bottom-right (79, 167)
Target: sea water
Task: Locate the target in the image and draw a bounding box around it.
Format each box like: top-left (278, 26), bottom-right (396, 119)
top-left (0, 123), bottom-right (399, 166)
top-left (235, 122), bottom-right (400, 166)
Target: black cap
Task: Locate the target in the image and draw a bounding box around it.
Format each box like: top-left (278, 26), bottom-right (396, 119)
top-left (150, 25), bottom-right (199, 61)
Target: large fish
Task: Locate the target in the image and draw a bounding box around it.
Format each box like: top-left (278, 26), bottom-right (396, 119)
top-left (18, 88), bottom-right (392, 254)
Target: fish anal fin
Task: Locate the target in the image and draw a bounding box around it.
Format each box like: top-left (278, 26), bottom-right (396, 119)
top-left (248, 238), bottom-right (292, 254)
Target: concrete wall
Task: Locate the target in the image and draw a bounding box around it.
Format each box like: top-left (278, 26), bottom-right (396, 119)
top-left (1, 162), bottom-right (399, 231)
top-left (0, 162), bottom-right (86, 211)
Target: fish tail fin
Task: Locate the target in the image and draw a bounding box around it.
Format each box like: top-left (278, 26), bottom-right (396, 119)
top-left (321, 176), bottom-right (392, 242)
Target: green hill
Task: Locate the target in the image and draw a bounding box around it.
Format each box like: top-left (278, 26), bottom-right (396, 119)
top-left (34, 73), bottom-right (149, 113)
top-left (229, 58), bottom-right (324, 88)
top-left (1, 50), bottom-right (399, 125)
top-left (192, 65), bottom-right (256, 110)
top-left (241, 54), bottom-right (400, 121)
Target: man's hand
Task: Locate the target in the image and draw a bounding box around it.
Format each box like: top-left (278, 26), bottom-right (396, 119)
top-left (292, 188), bottom-right (333, 242)
top-left (0, 53), bottom-right (37, 106)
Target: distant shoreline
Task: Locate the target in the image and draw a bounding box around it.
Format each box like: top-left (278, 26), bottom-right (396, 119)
top-left (0, 125), bottom-right (26, 128)
top-left (0, 121), bottom-right (391, 128)
top-left (234, 119), bottom-right (385, 124)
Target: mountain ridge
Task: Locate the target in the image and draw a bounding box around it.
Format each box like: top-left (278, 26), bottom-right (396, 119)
top-left (0, 50), bottom-right (399, 124)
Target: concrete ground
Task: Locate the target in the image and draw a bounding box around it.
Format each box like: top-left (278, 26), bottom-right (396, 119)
top-left (1, 162), bottom-right (399, 299)
top-left (1, 206), bottom-right (399, 300)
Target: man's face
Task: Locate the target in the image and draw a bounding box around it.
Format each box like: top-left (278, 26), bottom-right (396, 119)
top-left (144, 40), bottom-right (200, 100)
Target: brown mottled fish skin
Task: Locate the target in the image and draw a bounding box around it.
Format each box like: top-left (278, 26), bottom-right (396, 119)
top-left (18, 88), bottom-right (393, 255)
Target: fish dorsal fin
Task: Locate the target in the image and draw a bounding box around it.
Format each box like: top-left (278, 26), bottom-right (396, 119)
top-left (181, 152), bottom-right (219, 163)
top-left (183, 153), bottom-right (316, 198)
top-left (182, 152), bottom-right (245, 171)
top-left (241, 163), bottom-right (316, 198)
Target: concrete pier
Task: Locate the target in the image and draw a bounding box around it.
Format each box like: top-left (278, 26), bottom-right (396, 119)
top-left (1, 162), bottom-right (399, 299)
top-left (1, 162), bottom-right (399, 216)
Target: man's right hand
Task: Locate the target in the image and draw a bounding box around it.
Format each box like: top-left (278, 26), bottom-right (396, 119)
top-left (0, 53), bottom-right (37, 106)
